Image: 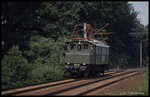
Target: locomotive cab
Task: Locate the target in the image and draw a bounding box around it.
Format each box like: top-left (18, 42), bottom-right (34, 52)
top-left (65, 41), bottom-right (94, 73)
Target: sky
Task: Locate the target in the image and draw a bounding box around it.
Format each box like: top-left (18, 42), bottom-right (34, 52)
top-left (128, 1), bottom-right (149, 26)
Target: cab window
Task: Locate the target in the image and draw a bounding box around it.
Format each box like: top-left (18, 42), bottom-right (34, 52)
top-left (96, 47), bottom-right (99, 54)
top-left (77, 44), bottom-right (81, 50)
top-left (77, 44), bottom-right (82, 50)
top-left (99, 48), bottom-right (101, 54)
top-left (70, 44), bottom-right (76, 50)
top-left (102, 48), bottom-right (106, 54)
top-left (107, 48), bottom-right (109, 54)
top-left (83, 44), bottom-right (88, 50)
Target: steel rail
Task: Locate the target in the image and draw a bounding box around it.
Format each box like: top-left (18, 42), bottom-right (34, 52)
top-left (45, 69), bottom-right (143, 96)
top-left (2, 69), bottom-right (123, 96)
top-left (2, 78), bottom-right (81, 95)
top-left (78, 72), bottom-right (142, 96)
top-left (2, 68), bottom-right (136, 96)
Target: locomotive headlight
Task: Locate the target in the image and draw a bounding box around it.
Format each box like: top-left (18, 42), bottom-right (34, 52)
top-left (67, 62), bottom-right (70, 65)
top-left (83, 63), bottom-right (86, 65)
top-left (78, 41), bottom-right (81, 44)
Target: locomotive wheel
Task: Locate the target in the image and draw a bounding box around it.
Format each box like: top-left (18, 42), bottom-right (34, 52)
top-left (101, 68), bottom-right (105, 75)
top-left (89, 65), bottom-right (97, 77)
top-left (84, 70), bottom-right (89, 77)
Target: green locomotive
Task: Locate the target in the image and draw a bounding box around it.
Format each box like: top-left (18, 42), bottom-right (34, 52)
top-left (65, 23), bottom-right (110, 77)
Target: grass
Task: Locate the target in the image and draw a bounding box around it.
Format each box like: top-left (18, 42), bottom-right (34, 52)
top-left (133, 67), bottom-right (149, 96)
top-left (105, 66), bottom-right (149, 96)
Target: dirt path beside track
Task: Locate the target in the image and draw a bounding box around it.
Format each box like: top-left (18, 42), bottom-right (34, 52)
top-left (83, 73), bottom-right (145, 96)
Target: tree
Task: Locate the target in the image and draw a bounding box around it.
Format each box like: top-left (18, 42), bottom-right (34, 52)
top-left (35, 1), bottom-right (82, 40)
top-left (24, 36), bottom-right (69, 83)
top-left (130, 22), bottom-right (149, 66)
top-left (1, 1), bottom-right (41, 55)
top-left (2, 45), bottom-right (30, 89)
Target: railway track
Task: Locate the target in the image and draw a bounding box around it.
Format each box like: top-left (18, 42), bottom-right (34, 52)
top-left (2, 69), bottom-right (119, 96)
top-left (1, 68), bottom-right (144, 96)
top-left (1, 69), bottom-right (119, 95)
top-left (46, 69), bottom-right (143, 96)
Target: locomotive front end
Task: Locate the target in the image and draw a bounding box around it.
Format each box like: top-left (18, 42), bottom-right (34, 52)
top-left (65, 41), bottom-right (94, 73)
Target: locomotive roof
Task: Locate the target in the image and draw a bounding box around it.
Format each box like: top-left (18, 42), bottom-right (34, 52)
top-left (91, 39), bottom-right (110, 48)
top-left (68, 39), bottom-right (110, 48)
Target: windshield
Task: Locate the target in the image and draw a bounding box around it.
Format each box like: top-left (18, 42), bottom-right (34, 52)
top-left (77, 44), bottom-right (82, 51)
top-left (70, 44), bottom-right (76, 50)
top-left (83, 44), bottom-right (88, 50)
top-left (68, 43), bottom-right (90, 52)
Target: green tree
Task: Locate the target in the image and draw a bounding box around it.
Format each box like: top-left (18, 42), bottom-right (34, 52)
top-left (35, 1), bottom-right (82, 40)
top-left (2, 45), bottom-right (30, 89)
top-left (24, 36), bottom-right (69, 83)
top-left (1, 1), bottom-right (41, 56)
top-left (130, 22), bottom-right (149, 66)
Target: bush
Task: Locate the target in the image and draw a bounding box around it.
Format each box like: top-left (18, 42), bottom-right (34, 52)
top-left (24, 36), bottom-right (70, 83)
top-left (1, 45), bottom-right (30, 89)
top-left (1, 36), bottom-right (70, 89)
top-left (29, 64), bottom-right (67, 83)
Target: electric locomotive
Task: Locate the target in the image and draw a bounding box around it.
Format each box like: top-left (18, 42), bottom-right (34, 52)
top-left (65, 23), bottom-right (110, 77)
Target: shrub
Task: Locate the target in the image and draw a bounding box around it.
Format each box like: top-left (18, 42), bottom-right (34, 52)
top-left (24, 36), bottom-right (70, 83)
top-left (1, 45), bottom-right (30, 89)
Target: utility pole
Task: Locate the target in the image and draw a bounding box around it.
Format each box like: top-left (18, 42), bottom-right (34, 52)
top-left (140, 40), bottom-right (142, 67)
